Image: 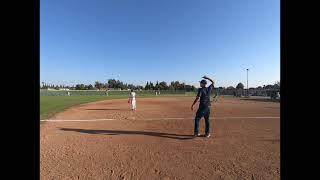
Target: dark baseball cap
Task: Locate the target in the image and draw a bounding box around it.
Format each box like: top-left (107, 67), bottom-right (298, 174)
top-left (200, 80), bottom-right (207, 84)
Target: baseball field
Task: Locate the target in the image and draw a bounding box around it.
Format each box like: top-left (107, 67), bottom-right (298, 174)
top-left (40, 94), bottom-right (280, 179)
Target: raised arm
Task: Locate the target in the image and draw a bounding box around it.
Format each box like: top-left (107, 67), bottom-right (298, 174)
top-left (202, 75), bottom-right (214, 85)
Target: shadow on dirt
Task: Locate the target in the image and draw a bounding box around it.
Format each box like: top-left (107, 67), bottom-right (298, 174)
top-left (85, 108), bottom-right (130, 111)
top-left (60, 128), bottom-right (194, 140)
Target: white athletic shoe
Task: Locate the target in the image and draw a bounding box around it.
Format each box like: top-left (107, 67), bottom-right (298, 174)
top-left (205, 134), bottom-right (211, 138)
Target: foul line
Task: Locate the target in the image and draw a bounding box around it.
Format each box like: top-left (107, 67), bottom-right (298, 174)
top-left (145, 117), bottom-right (280, 120)
top-left (40, 116), bottom-right (279, 122)
top-left (40, 118), bottom-right (116, 122)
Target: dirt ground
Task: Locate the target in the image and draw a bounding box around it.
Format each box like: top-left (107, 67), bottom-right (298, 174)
top-left (40, 97), bottom-right (280, 180)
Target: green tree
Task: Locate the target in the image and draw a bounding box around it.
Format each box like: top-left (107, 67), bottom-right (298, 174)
top-left (128, 84), bottom-right (135, 90)
top-left (80, 84), bottom-right (85, 90)
top-left (145, 82), bottom-right (150, 90)
top-left (274, 81), bottom-right (280, 90)
top-left (88, 84), bottom-right (94, 90)
top-left (115, 80), bottom-right (121, 89)
top-left (75, 84), bottom-right (80, 90)
top-left (185, 85), bottom-right (193, 92)
top-left (159, 81), bottom-right (168, 90)
top-left (136, 85), bottom-right (144, 90)
top-left (155, 81), bottom-right (159, 90)
top-left (169, 85), bottom-right (175, 91)
top-left (236, 83), bottom-right (244, 97)
top-left (108, 79), bottom-right (117, 88)
top-left (173, 81), bottom-right (180, 90)
top-left (182, 82), bottom-right (186, 90)
top-left (94, 81), bottom-right (103, 90)
top-left (101, 83), bottom-right (108, 89)
top-left (236, 83), bottom-right (244, 89)
top-left (149, 82), bottom-right (154, 90)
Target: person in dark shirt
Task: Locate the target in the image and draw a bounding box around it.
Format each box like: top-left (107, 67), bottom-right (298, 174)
top-left (191, 76), bottom-right (215, 138)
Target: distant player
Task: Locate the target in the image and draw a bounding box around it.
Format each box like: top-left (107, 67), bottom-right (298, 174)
top-left (67, 91), bottom-right (70, 96)
top-left (128, 89), bottom-right (137, 111)
top-left (105, 89), bottom-right (109, 96)
top-left (191, 75), bottom-right (215, 138)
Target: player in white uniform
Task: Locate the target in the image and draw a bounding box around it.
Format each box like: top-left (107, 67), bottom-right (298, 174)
top-left (128, 89), bottom-right (137, 111)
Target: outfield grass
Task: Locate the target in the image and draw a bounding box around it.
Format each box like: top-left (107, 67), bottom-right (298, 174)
top-left (40, 94), bottom-right (265, 120)
top-left (40, 93), bottom-right (198, 120)
top-left (40, 96), bottom-right (129, 120)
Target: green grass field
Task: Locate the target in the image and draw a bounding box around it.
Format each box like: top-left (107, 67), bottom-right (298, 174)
top-left (40, 96), bottom-right (122, 119)
top-left (40, 93), bottom-right (198, 120)
top-left (40, 90), bottom-right (241, 120)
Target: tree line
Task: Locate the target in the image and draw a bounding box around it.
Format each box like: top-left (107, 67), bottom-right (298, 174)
top-left (41, 80), bottom-right (280, 93)
top-left (41, 79), bottom-right (197, 91)
top-left (215, 82), bottom-right (280, 96)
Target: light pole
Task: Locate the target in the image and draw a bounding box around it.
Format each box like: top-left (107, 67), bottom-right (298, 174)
top-left (183, 80), bottom-right (186, 96)
top-left (246, 69), bottom-right (249, 97)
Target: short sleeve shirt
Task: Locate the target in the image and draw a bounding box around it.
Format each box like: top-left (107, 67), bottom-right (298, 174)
top-left (197, 84), bottom-right (213, 108)
top-left (130, 92), bottom-right (136, 99)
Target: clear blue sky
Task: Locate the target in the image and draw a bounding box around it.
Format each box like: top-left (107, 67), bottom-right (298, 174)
top-left (40, 0), bottom-right (279, 88)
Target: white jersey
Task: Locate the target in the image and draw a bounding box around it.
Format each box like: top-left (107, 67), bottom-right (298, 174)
top-left (130, 92), bottom-right (136, 100)
top-left (130, 92), bottom-right (136, 110)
